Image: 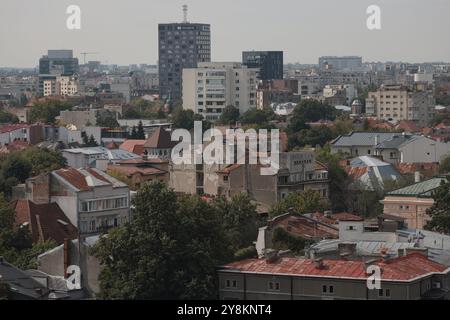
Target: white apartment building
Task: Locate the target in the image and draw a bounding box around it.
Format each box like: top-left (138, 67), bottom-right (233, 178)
top-left (182, 62), bottom-right (258, 121)
top-left (42, 75), bottom-right (78, 97)
top-left (365, 85), bottom-right (435, 126)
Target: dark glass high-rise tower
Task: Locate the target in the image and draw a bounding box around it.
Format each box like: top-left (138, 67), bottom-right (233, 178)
top-left (158, 22), bottom-right (211, 102)
top-left (242, 51), bottom-right (283, 80)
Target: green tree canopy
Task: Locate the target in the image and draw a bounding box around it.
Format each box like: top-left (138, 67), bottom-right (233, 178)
top-left (91, 182), bottom-right (232, 299)
top-left (172, 109), bottom-right (195, 130)
top-left (218, 105), bottom-right (240, 125)
top-left (288, 100), bottom-right (338, 133)
top-left (29, 101), bottom-right (73, 124)
top-left (425, 182), bottom-right (450, 234)
top-left (269, 189), bottom-right (331, 218)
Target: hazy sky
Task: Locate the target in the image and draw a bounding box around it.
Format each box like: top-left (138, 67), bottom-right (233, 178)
top-left (1, 0), bottom-right (449, 67)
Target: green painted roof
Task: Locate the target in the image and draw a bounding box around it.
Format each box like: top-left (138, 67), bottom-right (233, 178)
top-left (387, 177), bottom-right (448, 197)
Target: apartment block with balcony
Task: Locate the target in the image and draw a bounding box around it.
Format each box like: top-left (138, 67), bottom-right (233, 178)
top-left (182, 62), bottom-right (258, 121)
top-left (365, 85), bottom-right (436, 127)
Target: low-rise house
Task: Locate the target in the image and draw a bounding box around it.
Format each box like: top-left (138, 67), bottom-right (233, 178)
top-left (119, 139), bottom-right (146, 155)
top-left (10, 200), bottom-right (78, 245)
top-left (381, 176), bottom-right (449, 229)
top-left (341, 156), bottom-right (403, 193)
top-left (107, 158), bottom-right (169, 189)
top-left (16, 168), bottom-right (131, 236)
top-left (332, 131), bottom-right (450, 164)
top-left (218, 252), bottom-right (450, 300)
top-left (143, 127), bottom-right (175, 160)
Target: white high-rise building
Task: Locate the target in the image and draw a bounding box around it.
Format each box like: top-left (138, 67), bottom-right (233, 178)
top-left (182, 62), bottom-right (258, 121)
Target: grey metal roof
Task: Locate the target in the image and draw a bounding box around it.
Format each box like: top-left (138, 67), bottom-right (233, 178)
top-left (331, 132), bottom-right (398, 147)
top-left (375, 134), bottom-right (420, 149)
top-left (387, 177), bottom-right (448, 197)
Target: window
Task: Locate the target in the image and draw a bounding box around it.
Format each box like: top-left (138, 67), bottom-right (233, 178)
top-left (268, 282), bottom-right (280, 291)
top-left (322, 285), bottom-right (334, 294)
top-left (225, 280), bottom-right (237, 288)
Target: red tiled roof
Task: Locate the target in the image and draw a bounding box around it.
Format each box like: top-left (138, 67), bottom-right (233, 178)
top-left (144, 128), bottom-right (174, 149)
top-left (222, 253), bottom-right (448, 281)
top-left (120, 140), bottom-right (146, 155)
top-left (270, 214), bottom-right (338, 240)
top-left (107, 165), bottom-right (166, 177)
top-left (345, 166), bottom-right (369, 180)
top-left (117, 158), bottom-right (168, 165)
top-left (0, 124), bottom-right (29, 134)
top-left (53, 167), bottom-right (113, 191)
top-left (396, 120), bottom-right (420, 133)
top-left (11, 200), bottom-right (78, 245)
top-left (395, 163), bottom-right (439, 178)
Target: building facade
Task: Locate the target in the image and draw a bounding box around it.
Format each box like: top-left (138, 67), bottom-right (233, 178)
top-left (183, 62), bottom-right (258, 120)
top-left (366, 85), bottom-right (436, 126)
top-left (158, 22), bottom-right (211, 101)
top-left (242, 51), bottom-right (283, 80)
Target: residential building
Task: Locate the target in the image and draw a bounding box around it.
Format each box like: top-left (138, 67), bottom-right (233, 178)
top-left (158, 19), bottom-right (211, 101)
top-left (242, 51), bottom-right (283, 80)
top-left (182, 62), bottom-right (258, 120)
top-left (38, 50), bottom-right (79, 96)
top-left (365, 85), bottom-right (436, 126)
top-left (10, 200), bottom-right (78, 245)
top-left (211, 152), bottom-right (329, 211)
top-left (341, 156), bottom-right (403, 193)
top-left (143, 127), bottom-right (176, 160)
top-left (381, 176), bottom-right (449, 229)
top-left (218, 252), bottom-right (450, 300)
top-left (107, 158), bottom-right (169, 189)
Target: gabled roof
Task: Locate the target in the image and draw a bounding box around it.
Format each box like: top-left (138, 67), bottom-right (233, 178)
top-left (220, 253), bottom-right (449, 281)
top-left (52, 167), bottom-right (127, 191)
top-left (119, 140), bottom-right (146, 155)
top-left (375, 134), bottom-right (420, 150)
top-left (331, 132), bottom-right (398, 147)
top-left (0, 257), bottom-right (49, 299)
top-left (107, 165), bottom-right (166, 177)
top-left (387, 177), bottom-right (448, 197)
top-left (143, 127), bottom-right (174, 149)
top-left (11, 200), bottom-right (78, 245)
top-left (396, 120), bottom-right (420, 133)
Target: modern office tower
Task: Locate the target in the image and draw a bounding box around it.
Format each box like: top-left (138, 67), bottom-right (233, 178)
top-left (318, 56), bottom-right (363, 71)
top-left (242, 51), bottom-right (283, 80)
top-left (38, 50), bottom-right (79, 96)
top-left (39, 50), bottom-right (79, 75)
top-left (158, 7), bottom-right (211, 102)
top-left (182, 62), bottom-right (258, 121)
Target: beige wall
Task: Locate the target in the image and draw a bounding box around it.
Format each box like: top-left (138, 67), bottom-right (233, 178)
top-left (381, 196), bottom-right (434, 229)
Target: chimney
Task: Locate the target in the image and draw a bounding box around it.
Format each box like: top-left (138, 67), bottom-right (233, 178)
top-left (398, 248), bottom-right (405, 257)
top-left (64, 238), bottom-right (70, 278)
top-left (314, 258), bottom-right (325, 269)
top-left (414, 171), bottom-right (421, 183)
top-left (265, 249), bottom-right (280, 264)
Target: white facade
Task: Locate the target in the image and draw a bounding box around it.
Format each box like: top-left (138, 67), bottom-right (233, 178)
top-left (56, 75), bottom-right (78, 96)
top-left (183, 62), bottom-right (258, 121)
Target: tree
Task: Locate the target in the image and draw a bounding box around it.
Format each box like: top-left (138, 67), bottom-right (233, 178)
top-left (136, 121), bottom-right (146, 139)
top-left (96, 110), bottom-right (119, 128)
top-left (213, 193), bottom-right (260, 252)
top-left (28, 101), bottom-right (73, 124)
top-left (287, 100), bottom-right (338, 133)
top-left (0, 110), bottom-right (19, 123)
top-left (289, 125), bottom-right (334, 149)
top-left (440, 155), bottom-right (450, 174)
top-left (172, 109), bottom-right (195, 130)
top-left (218, 105), bottom-right (240, 125)
top-left (269, 189), bottom-right (331, 218)
top-left (87, 135), bottom-right (98, 147)
top-left (91, 182), bottom-right (232, 299)
top-left (239, 107), bottom-right (275, 126)
top-left (425, 182), bottom-right (450, 234)
top-left (0, 148), bottom-right (66, 196)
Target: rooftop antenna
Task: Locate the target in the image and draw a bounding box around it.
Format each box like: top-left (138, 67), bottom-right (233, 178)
top-left (183, 4), bottom-right (188, 23)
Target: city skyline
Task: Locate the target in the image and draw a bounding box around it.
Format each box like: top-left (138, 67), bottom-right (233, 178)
top-left (1, 0), bottom-right (450, 68)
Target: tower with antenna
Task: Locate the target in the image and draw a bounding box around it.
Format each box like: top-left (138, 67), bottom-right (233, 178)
top-left (183, 4), bottom-right (188, 23)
